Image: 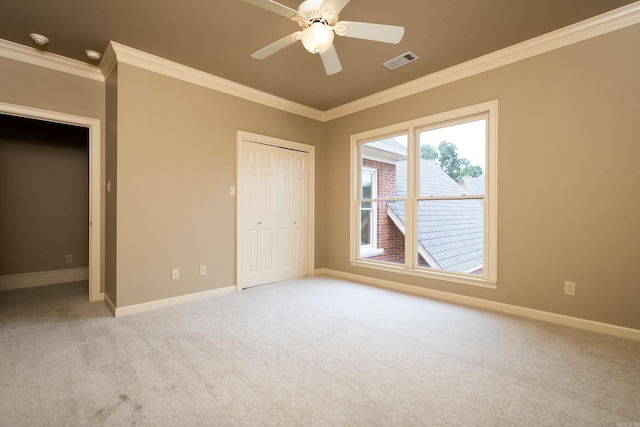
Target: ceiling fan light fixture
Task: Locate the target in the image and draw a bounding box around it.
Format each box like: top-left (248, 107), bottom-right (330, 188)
top-left (301, 22), bottom-right (334, 54)
top-left (244, 0), bottom-right (405, 75)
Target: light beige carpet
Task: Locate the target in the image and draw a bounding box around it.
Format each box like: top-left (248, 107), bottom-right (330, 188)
top-left (1, 276), bottom-right (639, 426)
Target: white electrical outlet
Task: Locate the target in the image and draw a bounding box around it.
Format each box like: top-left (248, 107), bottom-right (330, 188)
top-left (564, 281), bottom-right (576, 295)
top-left (66, 255), bottom-right (73, 264)
top-left (229, 186), bottom-right (236, 196)
top-left (171, 269), bottom-right (180, 280)
top-left (199, 265), bottom-right (207, 276)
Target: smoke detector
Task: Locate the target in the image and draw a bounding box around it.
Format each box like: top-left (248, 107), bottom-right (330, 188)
top-left (383, 51), bottom-right (419, 70)
top-left (30, 33), bottom-right (50, 46)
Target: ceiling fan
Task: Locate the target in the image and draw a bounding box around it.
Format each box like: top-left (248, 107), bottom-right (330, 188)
top-left (243, 0), bottom-right (405, 75)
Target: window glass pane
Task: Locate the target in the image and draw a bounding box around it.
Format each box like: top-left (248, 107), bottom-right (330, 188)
top-left (416, 199), bottom-right (484, 275)
top-left (360, 208), bottom-right (372, 245)
top-left (419, 119), bottom-right (486, 197)
top-left (380, 200), bottom-right (406, 264)
top-left (362, 170), bottom-right (373, 200)
top-left (361, 138), bottom-right (407, 198)
top-left (360, 201), bottom-right (405, 264)
top-left (393, 160), bottom-right (407, 199)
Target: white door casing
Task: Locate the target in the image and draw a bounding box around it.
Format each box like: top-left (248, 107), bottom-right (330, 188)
top-left (237, 131), bottom-right (314, 290)
top-left (0, 102), bottom-right (102, 302)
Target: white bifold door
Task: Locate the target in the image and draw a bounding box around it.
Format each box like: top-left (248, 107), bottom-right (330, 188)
top-left (240, 140), bottom-right (309, 289)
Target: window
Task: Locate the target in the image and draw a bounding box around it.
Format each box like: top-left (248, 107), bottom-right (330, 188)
top-left (351, 101), bottom-right (497, 288)
top-left (360, 167), bottom-right (378, 249)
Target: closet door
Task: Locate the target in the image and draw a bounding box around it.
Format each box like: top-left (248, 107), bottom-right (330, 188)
top-left (280, 149), bottom-right (309, 281)
top-left (241, 141), bottom-right (280, 288)
top-left (239, 140), bottom-right (310, 289)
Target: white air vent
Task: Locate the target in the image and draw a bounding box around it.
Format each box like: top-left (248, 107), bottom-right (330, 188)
top-left (383, 51), bottom-right (419, 70)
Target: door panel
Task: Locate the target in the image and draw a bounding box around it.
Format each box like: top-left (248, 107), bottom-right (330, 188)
top-left (248, 229), bottom-right (259, 273)
top-left (242, 141), bottom-right (279, 287)
top-left (280, 149), bottom-right (308, 280)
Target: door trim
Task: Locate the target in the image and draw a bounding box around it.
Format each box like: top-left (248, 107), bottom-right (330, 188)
top-left (236, 131), bottom-right (315, 291)
top-left (0, 102), bottom-right (102, 302)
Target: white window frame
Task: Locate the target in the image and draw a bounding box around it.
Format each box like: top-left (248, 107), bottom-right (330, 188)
top-left (360, 167), bottom-right (384, 257)
top-left (349, 101), bottom-right (498, 289)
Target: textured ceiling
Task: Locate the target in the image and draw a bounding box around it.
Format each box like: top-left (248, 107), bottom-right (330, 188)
top-left (0, 0), bottom-right (637, 110)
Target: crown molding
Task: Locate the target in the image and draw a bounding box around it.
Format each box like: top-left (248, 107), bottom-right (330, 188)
top-left (0, 38), bottom-right (104, 82)
top-left (323, 1), bottom-right (640, 121)
top-left (2, 1), bottom-right (639, 122)
top-left (107, 42), bottom-right (325, 122)
top-left (99, 42), bottom-right (117, 80)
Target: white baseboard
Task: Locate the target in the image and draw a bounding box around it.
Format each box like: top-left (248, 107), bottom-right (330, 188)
top-left (316, 268), bottom-right (640, 342)
top-left (111, 286), bottom-right (237, 317)
top-left (0, 267), bottom-right (89, 291)
top-left (104, 292), bottom-right (116, 316)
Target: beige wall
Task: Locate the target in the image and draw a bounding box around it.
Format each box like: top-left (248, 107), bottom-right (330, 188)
top-left (0, 57), bottom-right (105, 287)
top-left (109, 63), bottom-right (324, 307)
top-left (0, 115), bottom-right (89, 275)
top-left (323, 24), bottom-right (640, 330)
top-left (105, 66), bottom-right (118, 302)
top-left (0, 57), bottom-right (104, 119)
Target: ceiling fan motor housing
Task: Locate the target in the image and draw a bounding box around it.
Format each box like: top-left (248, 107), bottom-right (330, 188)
top-left (297, 0), bottom-right (339, 28)
top-left (298, 0), bottom-right (326, 13)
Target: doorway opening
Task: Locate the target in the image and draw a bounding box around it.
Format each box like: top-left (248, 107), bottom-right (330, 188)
top-left (0, 102), bottom-right (102, 301)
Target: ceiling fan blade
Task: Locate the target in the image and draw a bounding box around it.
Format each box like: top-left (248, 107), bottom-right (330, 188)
top-left (320, 45), bottom-right (342, 75)
top-left (320, 0), bottom-right (351, 14)
top-left (334, 21), bottom-right (405, 44)
top-left (242, 0), bottom-right (298, 19)
top-left (252, 32), bottom-right (301, 59)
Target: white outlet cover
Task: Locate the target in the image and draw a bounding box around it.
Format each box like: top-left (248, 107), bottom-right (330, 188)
top-left (564, 281), bottom-right (576, 295)
top-left (171, 269), bottom-right (180, 280)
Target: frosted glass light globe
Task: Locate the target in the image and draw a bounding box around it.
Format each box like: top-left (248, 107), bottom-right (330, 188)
top-left (301, 22), bottom-right (334, 54)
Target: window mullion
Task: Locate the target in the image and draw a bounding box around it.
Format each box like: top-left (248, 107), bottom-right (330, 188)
top-left (352, 141), bottom-right (362, 260)
top-left (404, 128), bottom-right (417, 269)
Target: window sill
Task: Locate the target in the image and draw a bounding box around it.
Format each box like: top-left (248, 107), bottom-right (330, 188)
top-left (359, 247), bottom-right (385, 258)
top-left (349, 259), bottom-right (497, 289)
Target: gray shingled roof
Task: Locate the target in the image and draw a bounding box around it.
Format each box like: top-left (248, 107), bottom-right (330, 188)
top-left (458, 174), bottom-right (485, 195)
top-left (364, 138), bottom-right (407, 156)
top-left (388, 160), bottom-right (484, 273)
